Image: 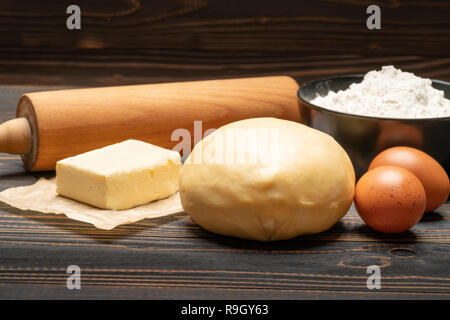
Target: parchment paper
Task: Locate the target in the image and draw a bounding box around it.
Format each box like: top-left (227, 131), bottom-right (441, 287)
top-left (0, 177), bottom-right (184, 230)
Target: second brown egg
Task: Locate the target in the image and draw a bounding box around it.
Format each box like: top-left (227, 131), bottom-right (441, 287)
top-left (369, 146), bottom-right (450, 212)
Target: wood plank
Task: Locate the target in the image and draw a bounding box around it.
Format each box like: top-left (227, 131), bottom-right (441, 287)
top-left (0, 0), bottom-right (449, 87)
top-left (1, 56), bottom-right (449, 89)
top-left (0, 201), bottom-right (449, 298)
top-left (0, 0), bottom-right (449, 55)
top-left (1, 283), bottom-right (448, 300)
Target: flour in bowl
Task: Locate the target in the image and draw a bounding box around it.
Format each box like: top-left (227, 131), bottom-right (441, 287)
top-left (310, 65), bottom-right (450, 118)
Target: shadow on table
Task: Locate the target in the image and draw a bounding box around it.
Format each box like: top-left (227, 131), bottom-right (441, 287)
top-left (183, 214), bottom-right (424, 252)
top-left (352, 224), bottom-right (418, 244)
top-left (183, 219), bottom-right (347, 252)
top-left (0, 203), bottom-right (188, 242)
top-left (420, 211), bottom-right (444, 223)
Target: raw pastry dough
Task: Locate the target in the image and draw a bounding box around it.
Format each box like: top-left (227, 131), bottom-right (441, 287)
top-left (180, 118), bottom-right (355, 241)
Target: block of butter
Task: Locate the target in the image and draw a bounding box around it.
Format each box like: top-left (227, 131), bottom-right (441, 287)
top-left (56, 139), bottom-right (181, 210)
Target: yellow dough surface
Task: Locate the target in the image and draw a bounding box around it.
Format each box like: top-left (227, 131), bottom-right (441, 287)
top-left (180, 118), bottom-right (355, 241)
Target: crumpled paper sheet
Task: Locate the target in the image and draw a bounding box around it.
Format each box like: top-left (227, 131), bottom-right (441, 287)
top-left (0, 177), bottom-right (184, 230)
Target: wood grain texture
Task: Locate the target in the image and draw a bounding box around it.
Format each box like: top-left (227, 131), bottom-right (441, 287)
top-left (0, 0), bottom-right (449, 87)
top-left (0, 0), bottom-right (449, 300)
top-left (3, 54), bottom-right (450, 88)
top-left (1, 0), bottom-right (449, 54)
top-left (0, 86), bottom-right (449, 299)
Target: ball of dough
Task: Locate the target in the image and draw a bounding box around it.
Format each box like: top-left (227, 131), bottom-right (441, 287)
top-left (180, 118), bottom-right (355, 241)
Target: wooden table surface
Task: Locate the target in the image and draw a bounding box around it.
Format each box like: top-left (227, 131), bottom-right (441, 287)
top-left (0, 85), bottom-right (449, 300)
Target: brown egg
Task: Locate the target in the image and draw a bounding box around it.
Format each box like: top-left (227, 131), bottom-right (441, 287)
top-left (369, 146), bottom-right (450, 212)
top-left (355, 166), bottom-right (426, 233)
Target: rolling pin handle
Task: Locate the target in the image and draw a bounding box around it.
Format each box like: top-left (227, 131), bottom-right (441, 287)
top-left (0, 117), bottom-right (32, 154)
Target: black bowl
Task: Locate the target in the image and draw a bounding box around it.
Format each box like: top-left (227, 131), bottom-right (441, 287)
top-left (297, 75), bottom-right (450, 178)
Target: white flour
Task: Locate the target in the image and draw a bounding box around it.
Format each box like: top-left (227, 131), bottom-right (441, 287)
top-left (310, 65), bottom-right (450, 118)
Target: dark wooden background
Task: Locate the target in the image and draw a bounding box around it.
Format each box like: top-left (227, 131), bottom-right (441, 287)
top-left (1, 0), bottom-right (450, 86)
top-left (0, 0), bottom-right (449, 300)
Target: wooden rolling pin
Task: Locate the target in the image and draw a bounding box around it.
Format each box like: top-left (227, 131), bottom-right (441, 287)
top-left (0, 76), bottom-right (300, 171)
